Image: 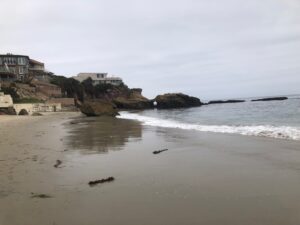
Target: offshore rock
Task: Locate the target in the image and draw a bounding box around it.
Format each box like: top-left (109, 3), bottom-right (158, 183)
top-left (113, 88), bottom-right (153, 109)
top-left (154, 93), bottom-right (202, 109)
top-left (208, 100), bottom-right (245, 104)
top-left (251, 97), bottom-right (288, 102)
top-left (113, 97), bottom-right (153, 109)
top-left (80, 101), bottom-right (119, 117)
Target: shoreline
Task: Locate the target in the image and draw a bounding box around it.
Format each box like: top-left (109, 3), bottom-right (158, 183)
top-left (2, 112), bottom-right (300, 142)
top-left (1, 112), bottom-right (300, 225)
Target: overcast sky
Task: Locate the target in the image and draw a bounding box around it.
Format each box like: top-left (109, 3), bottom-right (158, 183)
top-left (1, 0), bottom-right (300, 100)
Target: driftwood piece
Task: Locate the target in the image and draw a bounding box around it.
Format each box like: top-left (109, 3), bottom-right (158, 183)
top-left (153, 149), bottom-right (169, 155)
top-left (88, 177), bottom-right (115, 186)
top-left (31, 193), bottom-right (52, 198)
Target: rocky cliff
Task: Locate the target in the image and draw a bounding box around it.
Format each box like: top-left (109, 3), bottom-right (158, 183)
top-left (113, 88), bottom-right (153, 109)
top-left (1, 76), bottom-right (204, 117)
top-left (0, 81), bottom-right (61, 103)
top-left (50, 76), bottom-right (152, 109)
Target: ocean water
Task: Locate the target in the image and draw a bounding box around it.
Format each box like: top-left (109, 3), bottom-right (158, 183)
top-left (118, 95), bottom-right (300, 140)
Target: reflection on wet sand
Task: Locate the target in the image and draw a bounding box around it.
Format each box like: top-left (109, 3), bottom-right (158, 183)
top-left (64, 117), bottom-right (142, 154)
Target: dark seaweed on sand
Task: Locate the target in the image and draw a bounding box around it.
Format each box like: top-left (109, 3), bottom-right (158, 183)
top-left (153, 149), bottom-right (168, 154)
top-left (88, 177), bottom-right (115, 186)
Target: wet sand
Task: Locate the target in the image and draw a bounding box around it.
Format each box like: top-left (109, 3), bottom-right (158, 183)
top-left (1, 113), bottom-right (300, 225)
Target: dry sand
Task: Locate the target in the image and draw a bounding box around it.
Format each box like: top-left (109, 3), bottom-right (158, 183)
top-left (1, 113), bottom-right (300, 225)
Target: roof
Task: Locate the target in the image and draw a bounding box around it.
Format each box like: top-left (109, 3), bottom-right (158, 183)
top-left (0, 54), bottom-right (29, 59)
top-left (77, 73), bottom-right (108, 76)
top-left (30, 59), bottom-right (44, 66)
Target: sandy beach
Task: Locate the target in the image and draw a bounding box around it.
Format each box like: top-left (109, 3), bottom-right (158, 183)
top-left (1, 112), bottom-right (300, 225)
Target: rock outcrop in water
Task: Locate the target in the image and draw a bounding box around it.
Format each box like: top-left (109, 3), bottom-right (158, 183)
top-left (113, 97), bottom-right (153, 109)
top-left (113, 88), bottom-right (153, 109)
top-left (251, 97), bottom-right (288, 102)
top-left (80, 101), bottom-right (119, 117)
top-left (208, 100), bottom-right (245, 104)
top-left (154, 93), bottom-right (202, 109)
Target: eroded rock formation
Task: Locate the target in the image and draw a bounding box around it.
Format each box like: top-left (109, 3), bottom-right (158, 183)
top-left (154, 93), bottom-right (202, 109)
top-left (80, 101), bottom-right (119, 117)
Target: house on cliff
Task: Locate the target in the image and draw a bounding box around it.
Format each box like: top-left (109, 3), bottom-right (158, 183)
top-left (0, 53), bottom-right (53, 82)
top-left (73, 73), bottom-right (123, 86)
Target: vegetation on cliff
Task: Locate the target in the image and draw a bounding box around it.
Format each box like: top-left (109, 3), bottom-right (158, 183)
top-left (50, 76), bottom-right (153, 110)
top-left (50, 75), bottom-right (84, 101)
top-left (1, 85), bottom-right (44, 103)
top-left (50, 76), bottom-right (129, 100)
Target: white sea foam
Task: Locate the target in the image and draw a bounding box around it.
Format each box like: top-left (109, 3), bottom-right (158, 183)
top-left (117, 112), bottom-right (300, 140)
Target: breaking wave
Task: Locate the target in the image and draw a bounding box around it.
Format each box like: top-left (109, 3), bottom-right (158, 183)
top-left (117, 112), bottom-right (300, 140)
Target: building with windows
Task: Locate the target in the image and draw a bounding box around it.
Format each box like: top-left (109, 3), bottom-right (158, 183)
top-left (73, 73), bottom-right (123, 86)
top-left (0, 54), bottom-right (30, 81)
top-left (0, 53), bottom-right (50, 82)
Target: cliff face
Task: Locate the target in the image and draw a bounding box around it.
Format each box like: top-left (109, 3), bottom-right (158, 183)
top-left (113, 89), bottom-right (153, 109)
top-left (1, 76), bottom-right (203, 116)
top-left (49, 76), bottom-right (153, 109)
top-left (78, 86), bottom-right (153, 116)
top-left (0, 81), bottom-right (61, 103)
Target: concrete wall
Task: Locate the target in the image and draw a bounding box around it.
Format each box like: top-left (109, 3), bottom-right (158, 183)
top-left (13, 103), bottom-right (62, 115)
top-left (35, 83), bottom-right (62, 97)
top-left (0, 92), bottom-right (13, 108)
top-left (46, 98), bottom-right (75, 106)
top-left (13, 104), bottom-right (34, 115)
top-left (46, 98), bottom-right (77, 111)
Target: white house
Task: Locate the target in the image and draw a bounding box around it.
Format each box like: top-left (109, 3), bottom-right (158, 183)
top-left (73, 73), bottom-right (123, 86)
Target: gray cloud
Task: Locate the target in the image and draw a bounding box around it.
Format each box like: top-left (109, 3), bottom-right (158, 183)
top-left (1, 0), bottom-right (300, 99)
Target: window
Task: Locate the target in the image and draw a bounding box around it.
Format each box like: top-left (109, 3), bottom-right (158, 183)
top-left (9, 67), bottom-right (16, 74)
top-left (18, 57), bottom-right (26, 65)
top-left (6, 57), bottom-right (16, 65)
top-left (0, 58), bottom-right (2, 65)
top-left (96, 73), bottom-right (106, 78)
top-left (19, 67), bottom-right (24, 74)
